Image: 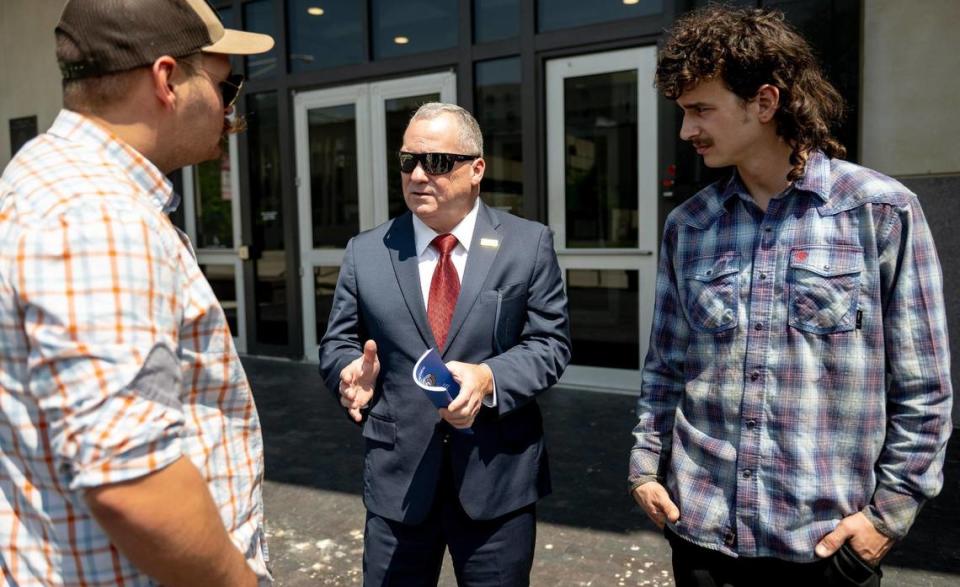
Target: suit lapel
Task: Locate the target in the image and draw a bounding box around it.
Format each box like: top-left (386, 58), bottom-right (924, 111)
top-left (385, 213), bottom-right (436, 349)
top-left (442, 203), bottom-right (502, 357)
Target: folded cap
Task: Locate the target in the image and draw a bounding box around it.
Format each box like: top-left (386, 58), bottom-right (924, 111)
top-left (56, 0), bottom-right (275, 80)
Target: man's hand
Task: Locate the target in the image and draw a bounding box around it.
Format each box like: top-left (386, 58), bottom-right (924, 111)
top-left (631, 481), bottom-right (680, 529)
top-left (815, 512), bottom-right (893, 566)
top-left (339, 339), bottom-right (380, 422)
top-left (440, 362), bottom-right (494, 429)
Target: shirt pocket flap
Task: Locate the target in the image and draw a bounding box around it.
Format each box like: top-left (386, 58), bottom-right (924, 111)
top-left (789, 246), bottom-right (864, 277)
top-left (685, 253), bottom-right (741, 282)
top-left (362, 414), bottom-right (397, 445)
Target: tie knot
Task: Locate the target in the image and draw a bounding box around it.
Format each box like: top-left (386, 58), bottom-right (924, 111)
top-left (431, 234), bottom-right (459, 256)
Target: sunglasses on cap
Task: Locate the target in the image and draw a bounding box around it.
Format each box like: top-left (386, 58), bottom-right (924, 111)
top-left (220, 74), bottom-right (245, 108)
top-left (398, 151), bottom-right (479, 175)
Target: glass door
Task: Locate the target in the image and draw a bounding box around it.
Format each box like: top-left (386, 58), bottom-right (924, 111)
top-left (294, 72), bottom-right (455, 360)
top-left (546, 47), bottom-right (659, 393)
top-left (182, 134), bottom-right (247, 353)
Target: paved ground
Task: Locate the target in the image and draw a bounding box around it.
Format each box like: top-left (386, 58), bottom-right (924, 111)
top-left (244, 357), bottom-right (960, 586)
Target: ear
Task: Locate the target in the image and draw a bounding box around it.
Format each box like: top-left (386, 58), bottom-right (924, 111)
top-left (151, 56), bottom-right (179, 110)
top-left (470, 157), bottom-right (486, 187)
top-left (754, 84), bottom-right (781, 123)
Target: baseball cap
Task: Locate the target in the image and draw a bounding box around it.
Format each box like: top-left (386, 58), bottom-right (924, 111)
top-left (56, 0), bottom-right (275, 80)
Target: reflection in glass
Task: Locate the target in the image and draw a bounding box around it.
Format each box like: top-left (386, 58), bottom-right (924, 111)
top-left (386, 93), bottom-right (440, 219)
top-left (244, 0), bottom-right (279, 79)
top-left (567, 269), bottom-right (640, 370)
top-left (474, 0), bottom-right (519, 43)
top-left (200, 264), bottom-right (239, 335)
top-left (288, 0), bottom-right (364, 72)
top-left (475, 57), bottom-right (523, 217)
top-left (309, 105), bottom-right (359, 248)
top-left (247, 92), bottom-right (288, 346)
top-left (372, 0), bottom-right (457, 59)
top-left (314, 266), bottom-right (341, 342)
top-left (538, 0), bottom-right (663, 32)
top-left (193, 149), bottom-right (234, 249)
top-left (564, 70), bottom-right (639, 248)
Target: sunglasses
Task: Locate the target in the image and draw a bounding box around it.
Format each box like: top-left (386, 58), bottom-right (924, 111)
top-left (398, 151), bottom-right (478, 175)
top-left (220, 74), bottom-right (245, 108)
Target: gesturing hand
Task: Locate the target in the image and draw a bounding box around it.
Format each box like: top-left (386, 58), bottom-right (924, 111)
top-left (440, 362), bottom-right (493, 429)
top-left (339, 339), bottom-right (380, 422)
top-left (632, 481), bottom-right (680, 529)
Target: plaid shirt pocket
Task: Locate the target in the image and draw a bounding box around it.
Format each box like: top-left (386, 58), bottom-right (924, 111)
top-left (788, 245), bottom-right (863, 334)
top-left (683, 253), bottom-right (741, 333)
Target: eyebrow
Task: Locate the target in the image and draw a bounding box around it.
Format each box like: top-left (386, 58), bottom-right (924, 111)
top-left (677, 101), bottom-right (712, 110)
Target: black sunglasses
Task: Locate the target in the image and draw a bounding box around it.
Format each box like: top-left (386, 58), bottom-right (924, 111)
top-left (398, 151), bottom-right (478, 175)
top-left (220, 74), bottom-right (245, 108)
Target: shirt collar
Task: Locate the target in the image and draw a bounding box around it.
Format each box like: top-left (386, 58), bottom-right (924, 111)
top-left (717, 149), bottom-right (833, 208)
top-left (412, 197), bottom-right (481, 256)
top-left (48, 109), bottom-right (176, 212)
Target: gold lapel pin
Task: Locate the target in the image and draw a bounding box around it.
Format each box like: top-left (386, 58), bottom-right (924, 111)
top-left (480, 238), bottom-right (499, 248)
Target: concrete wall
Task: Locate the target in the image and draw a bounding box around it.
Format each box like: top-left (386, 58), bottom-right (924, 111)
top-left (0, 0), bottom-right (64, 168)
top-left (861, 0), bottom-right (960, 176)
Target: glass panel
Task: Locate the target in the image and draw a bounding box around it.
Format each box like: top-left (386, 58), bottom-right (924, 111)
top-left (538, 0), bottom-right (663, 32)
top-left (216, 5), bottom-right (235, 26)
top-left (288, 0), bottom-right (364, 72)
top-left (385, 93), bottom-right (440, 219)
top-left (244, 0), bottom-right (280, 79)
top-left (475, 57), bottom-right (523, 217)
top-left (372, 0), bottom-right (458, 59)
top-left (474, 0), bottom-right (519, 43)
top-left (193, 149), bottom-right (234, 249)
top-left (309, 105), bottom-right (359, 248)
top-left (200, 264), bottom-right (239, 335)
top-left (564, 70), bottom-right (639, 248)
top-left (567, 269), bottom-right (639, 370)
top-left (247, 92), bottom-right (288, 346)
top-left (314, 266), bottom-right (341, 342)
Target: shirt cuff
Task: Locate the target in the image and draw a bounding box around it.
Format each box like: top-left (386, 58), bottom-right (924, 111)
top-left (863, 484), bottom-right (926, 540)
top-left (481, 363), bottom-right (497, 408)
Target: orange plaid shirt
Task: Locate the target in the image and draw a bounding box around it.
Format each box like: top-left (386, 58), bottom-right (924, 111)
top-left (0, 110), bottom-right (269, 585)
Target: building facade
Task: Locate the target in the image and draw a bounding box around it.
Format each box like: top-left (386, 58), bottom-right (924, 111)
top-left (2, 1), bottom-right (958, 417)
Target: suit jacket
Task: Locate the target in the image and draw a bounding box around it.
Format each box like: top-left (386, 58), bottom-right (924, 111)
top-left (319, 202), bottom-right (571, 524)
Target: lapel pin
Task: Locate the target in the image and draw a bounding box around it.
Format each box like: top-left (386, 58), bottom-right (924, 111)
top-left (480, 238), bottom-right (499, 248)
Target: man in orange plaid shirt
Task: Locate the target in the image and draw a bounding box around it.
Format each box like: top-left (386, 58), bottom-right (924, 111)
top-left (0, 1), bottom-right (274, 585)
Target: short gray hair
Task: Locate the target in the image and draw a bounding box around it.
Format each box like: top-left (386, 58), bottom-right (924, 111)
top-left (409, 102), bottom-right (484, 157)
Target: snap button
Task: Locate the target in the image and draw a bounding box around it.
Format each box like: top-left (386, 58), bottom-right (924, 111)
top-left (754, 322), bottom-right (763, 331)
top-left (742, 469), bottom-right (752, 478)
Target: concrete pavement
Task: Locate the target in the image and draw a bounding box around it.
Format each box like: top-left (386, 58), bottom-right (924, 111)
top-left (243, 357), bottom-right (960, 586)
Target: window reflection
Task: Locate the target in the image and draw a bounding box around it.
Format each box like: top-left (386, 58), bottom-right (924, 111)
top-left (474, 0), bottom-right (519, 43)
top-left (475, 57), bottom-right (523, 217)
top-left (244, 0), bottom-right (279, 79)
top-left (308, 105), bottom-right (360, 248)
top-left (288, 0), bottom-right (364, 72)
top-left (193, 149), bottom-right (234, 249)
top-left (200, 264), bottom-right (239, 335)
top-left (538, 0), bottom-right (663, 32)
top-left (372, 0), bottom-right (458, 59)
top-left (567, 269), bottom-right (640, 370)
top-left (564, 70), bottom-right (639, 248)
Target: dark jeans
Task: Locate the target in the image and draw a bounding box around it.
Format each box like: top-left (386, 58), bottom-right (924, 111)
top-left (666, 528), bottom-right (882, 587)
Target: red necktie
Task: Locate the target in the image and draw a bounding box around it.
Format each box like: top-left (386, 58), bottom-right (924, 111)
top-left (428, 234), bottom-right (460, 350)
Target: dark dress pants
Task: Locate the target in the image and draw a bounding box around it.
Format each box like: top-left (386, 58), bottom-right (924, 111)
top-left (667, 527), bottom-right (882, 587)
top-left (362, 442), bottom-right (537, 587)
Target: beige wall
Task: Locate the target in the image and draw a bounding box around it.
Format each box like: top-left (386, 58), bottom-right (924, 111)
top-left (0, 1), bottom-right (65, 168)
top-left (861, 0), bottom-right (960, 177)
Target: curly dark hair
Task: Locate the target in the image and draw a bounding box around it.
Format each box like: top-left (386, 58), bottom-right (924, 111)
top-left (656, 4), bottom-right (846, 181)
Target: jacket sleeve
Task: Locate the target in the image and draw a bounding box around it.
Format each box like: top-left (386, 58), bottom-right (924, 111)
top-left (629, 221), bottom-right (688, 489)
top-left (318, 238), bottom-right (365, 408)
top-left (483, 226), bottom-right (571, 417)
top-left (863, 197), bottom-right (953, 539)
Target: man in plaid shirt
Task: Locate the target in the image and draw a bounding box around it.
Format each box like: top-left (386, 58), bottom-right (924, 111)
top-left (629, 6), bottom-right (952, 586)
top-left (0, 1), bottom-right (274, 585)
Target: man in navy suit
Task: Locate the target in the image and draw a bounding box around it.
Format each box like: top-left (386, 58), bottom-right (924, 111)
top-left (319, 102), bottom-right (571, 586)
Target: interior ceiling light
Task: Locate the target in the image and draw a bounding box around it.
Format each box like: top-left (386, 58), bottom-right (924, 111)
top-left (623, 0), bottom-right (640, 5)
top-left (394, 36), bottom-right (410, 45)
top-left (307, 7), bottom-right (324, 16)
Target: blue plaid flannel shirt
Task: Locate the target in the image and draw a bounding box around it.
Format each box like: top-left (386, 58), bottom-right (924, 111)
top-left (629, 151), bottom-right (953, 561)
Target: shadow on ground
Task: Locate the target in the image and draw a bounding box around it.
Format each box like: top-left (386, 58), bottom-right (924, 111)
top-left (244, 356), bottom-right (960, 577)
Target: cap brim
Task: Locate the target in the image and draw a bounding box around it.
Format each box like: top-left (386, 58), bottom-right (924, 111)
top-left (203, 29), bottom-right (274, 56)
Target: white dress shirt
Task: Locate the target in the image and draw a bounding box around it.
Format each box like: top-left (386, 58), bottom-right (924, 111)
top-left (411, 198), bottom-right (497, 407)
